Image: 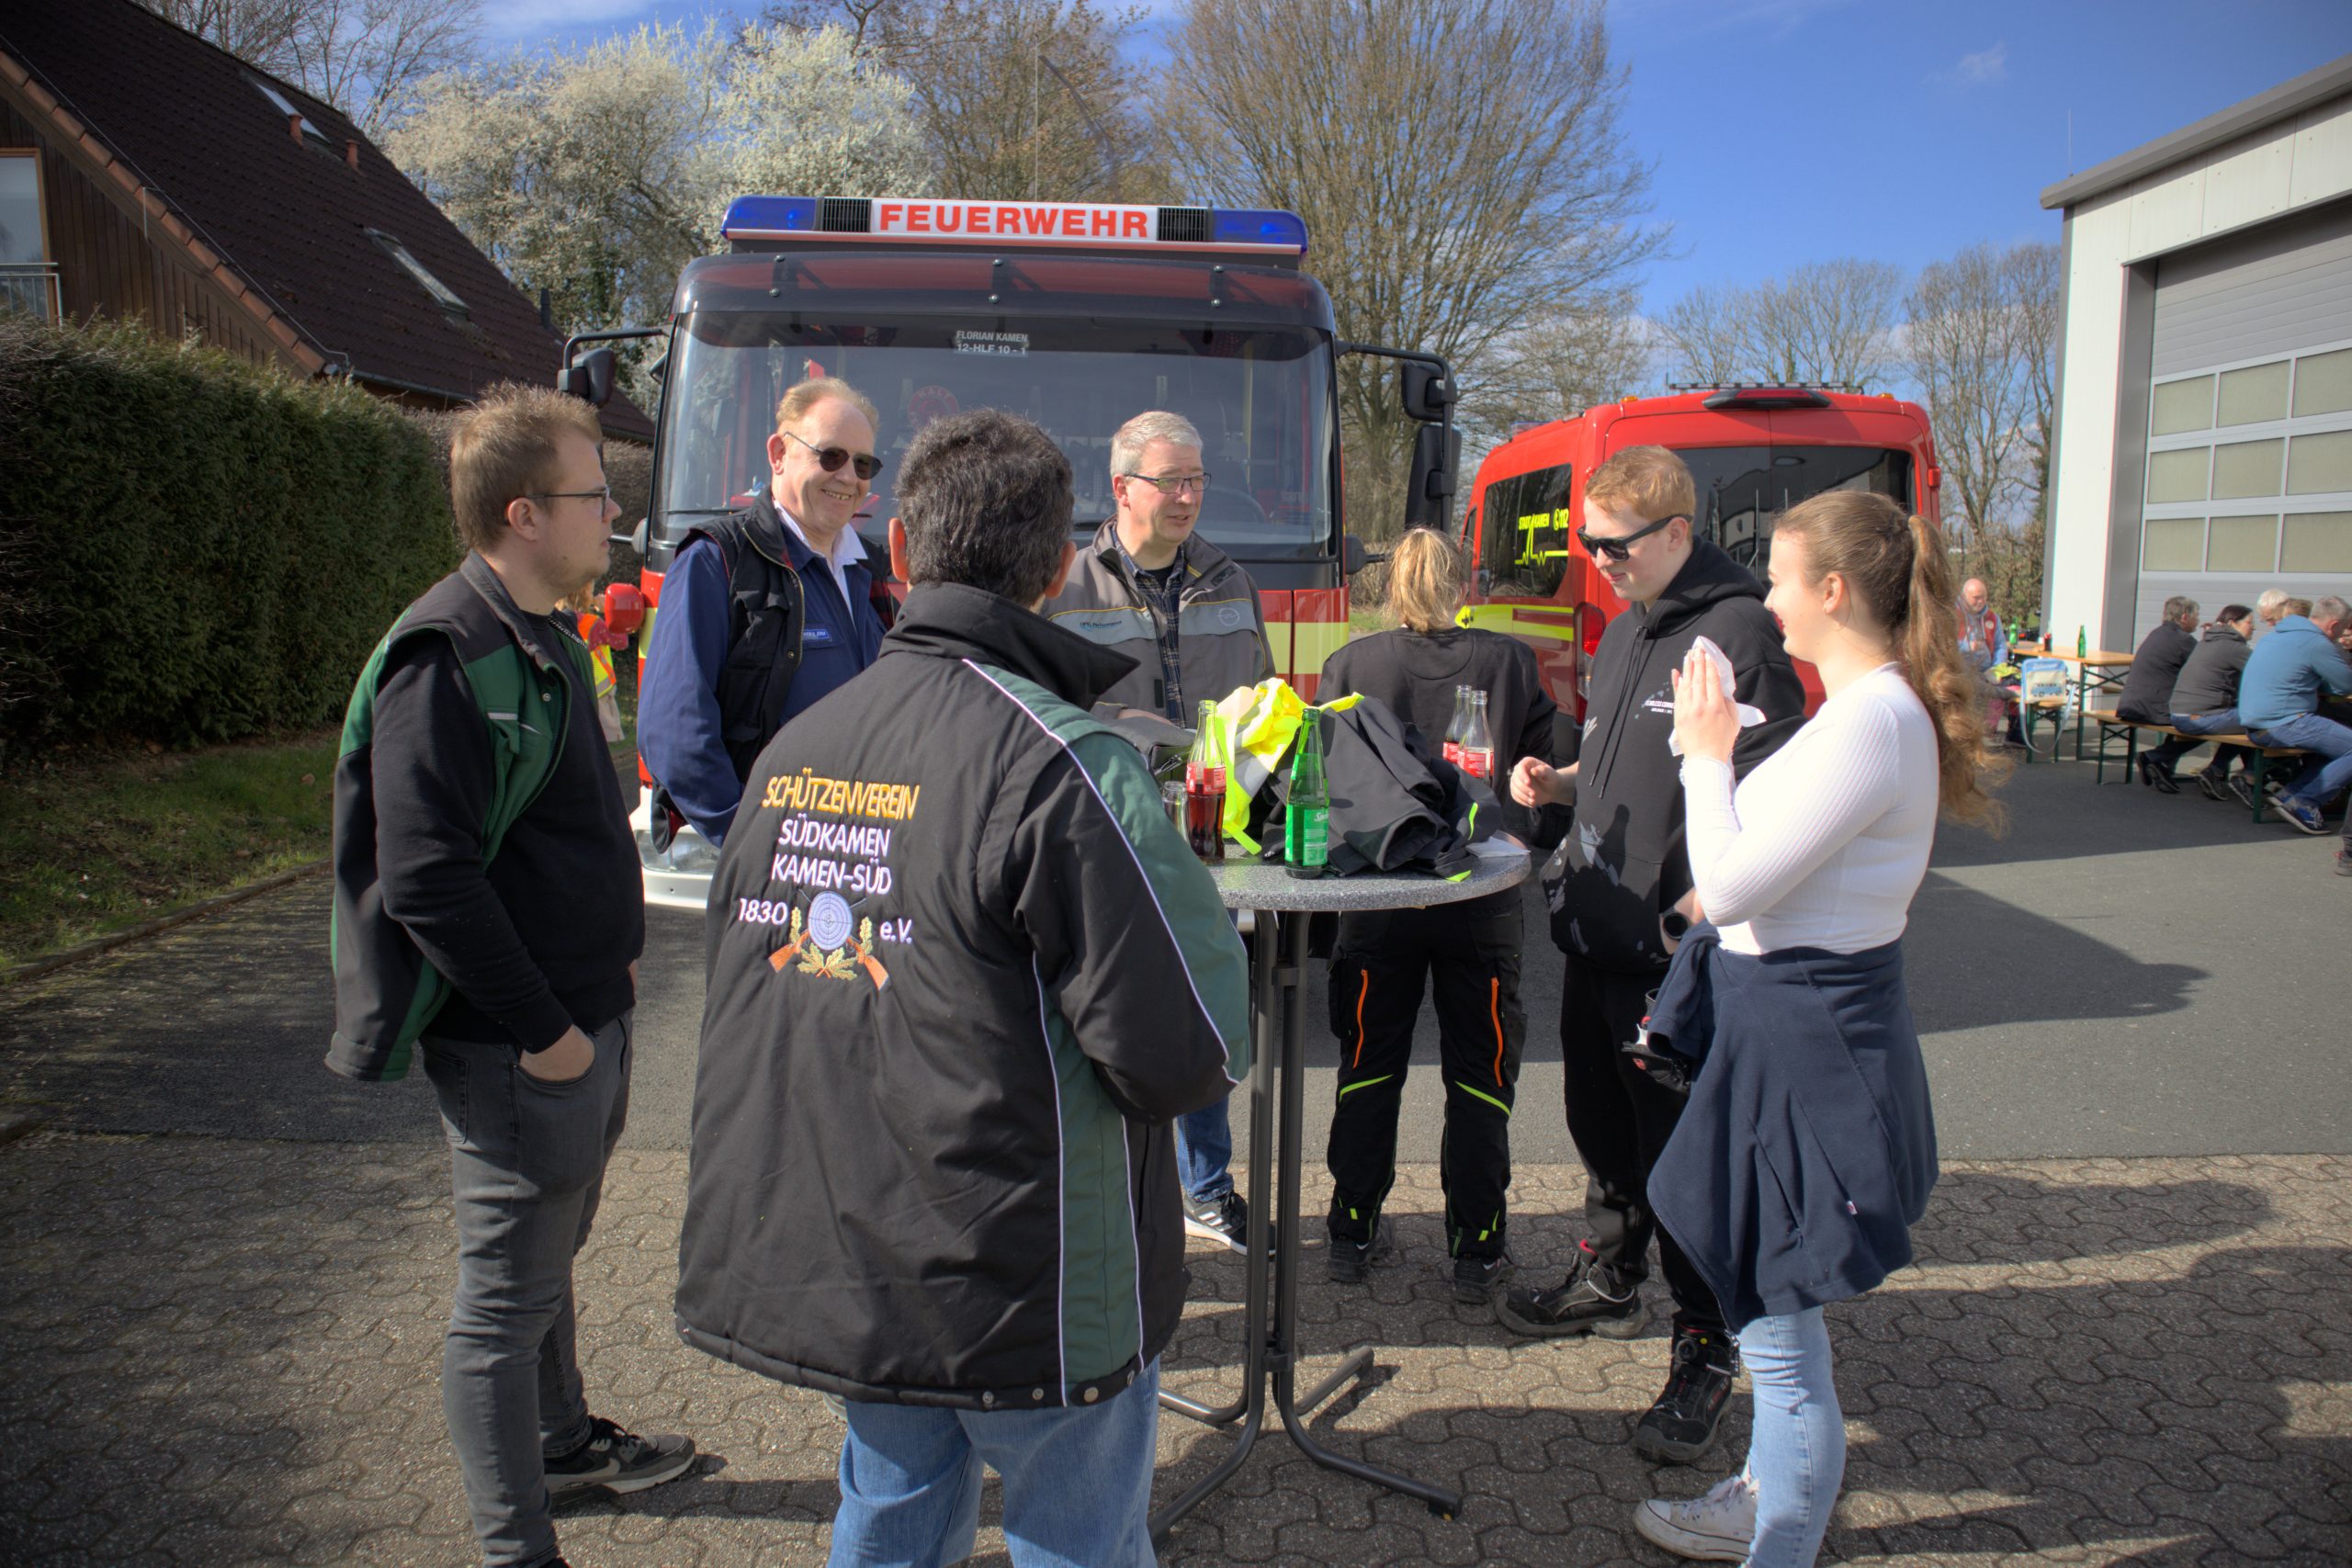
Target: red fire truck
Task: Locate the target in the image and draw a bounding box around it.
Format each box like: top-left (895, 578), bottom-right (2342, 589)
top-left (562, 194), bottom-right (1457, 907)
top-left (1455, 385), bottom-right (1943, 718)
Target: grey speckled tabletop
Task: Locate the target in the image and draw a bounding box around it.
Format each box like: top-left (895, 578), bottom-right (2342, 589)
top-left (1204, 845), bottom-right (1529, 913)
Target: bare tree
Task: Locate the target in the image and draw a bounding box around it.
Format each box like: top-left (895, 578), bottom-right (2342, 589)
top-left (2005, 241), bottom-right (2061, 526)
top-left (136, 0), bottom-right (481, 135)
top-left (770, 0), bottom-right (1164, 201)
top-left (1468, 288), bottom-right (1651, 443)
top-left (1905, 243), bottom-right (2026, 565)
top-left (1656, 259), bottom-right (1902, 389)
top-left (1162, 0), bottom-right (1662, 539)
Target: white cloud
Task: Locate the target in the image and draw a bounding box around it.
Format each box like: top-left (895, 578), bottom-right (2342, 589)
top-left (1939, 42), bottom-right (2008, 90)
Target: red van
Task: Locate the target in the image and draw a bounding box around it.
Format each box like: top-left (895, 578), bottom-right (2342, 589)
top-left (1456, 385), bottom-right (1943, 717)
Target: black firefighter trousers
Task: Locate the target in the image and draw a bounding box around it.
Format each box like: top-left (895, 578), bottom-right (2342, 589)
top-left (1559, 952), bottom-right (1726, 1335)
top-left (1324, 895), bottom-right (1524, 1261)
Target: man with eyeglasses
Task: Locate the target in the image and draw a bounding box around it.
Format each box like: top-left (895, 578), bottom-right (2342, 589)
top-left (1499, 445), bottom-right (1803, 1467)
top-left (1044, 409), bottom-right (1272, 1252)
top-left (329, 386), bottom-right (695, 1568)
top-left (639, 378), bottom-right (890, 850)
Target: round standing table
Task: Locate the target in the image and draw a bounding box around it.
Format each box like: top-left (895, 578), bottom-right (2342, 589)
top-left (1152, 848), bottom-right (1531, 1544)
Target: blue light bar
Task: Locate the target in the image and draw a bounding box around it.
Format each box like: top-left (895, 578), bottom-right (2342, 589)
top-left (1213, 209), bottom-right (1308, 255)
top-left (721, 196), bottom-right (818, 241)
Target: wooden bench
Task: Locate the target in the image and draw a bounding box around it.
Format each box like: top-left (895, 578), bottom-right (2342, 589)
top-left (2087, 712), bottom-right (2310, 822)
top-left (2016, 695), bottom-right (2070, 762)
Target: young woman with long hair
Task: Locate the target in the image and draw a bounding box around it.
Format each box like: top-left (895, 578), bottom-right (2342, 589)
top-left (1314, 527), bottom-right (1568, 1303)
top-left (1632, 492), bottom-right (2004, 1566)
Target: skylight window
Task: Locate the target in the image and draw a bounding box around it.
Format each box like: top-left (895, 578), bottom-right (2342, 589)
top-left (247, 74), bottom-right (328, 145)
top-left (367, 229), bottom-right (469, 318)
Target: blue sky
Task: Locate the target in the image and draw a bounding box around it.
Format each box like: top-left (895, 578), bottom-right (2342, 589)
top-left (480, 0), bottom-right (2352, 317)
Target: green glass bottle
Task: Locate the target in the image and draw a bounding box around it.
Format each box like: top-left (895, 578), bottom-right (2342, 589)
top-left (2075, 625), bottom-right (2087, 658)
top-left (1283, 710), bottom-right (1330, 879)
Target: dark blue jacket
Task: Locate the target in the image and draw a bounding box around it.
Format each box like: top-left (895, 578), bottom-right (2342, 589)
top-left (639, 500), bottom-right (886, 847)
top-left (1645, 927), bottom-right (1938, 1328)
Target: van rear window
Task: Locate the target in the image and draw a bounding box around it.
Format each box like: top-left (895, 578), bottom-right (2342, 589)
top-left (1678, 446), bottom-right (1914, 570)
top-left (1477, 462), bottom-right (1575, 598)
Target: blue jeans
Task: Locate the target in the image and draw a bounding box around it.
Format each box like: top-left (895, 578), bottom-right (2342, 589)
top-left (1176, 1100), bottom-right (1233, 1204)
top-left (829, 1360), bottom-right (1160, 1568)
top-left (1736, 1308), bottom-right (1844, 1568)
top-left (2162, 709), bottom-right (2252, 776)
top-left (2248, 712), bottom-right (2352, 810)
top-left (422, 1013), bottom-right (634, 1568)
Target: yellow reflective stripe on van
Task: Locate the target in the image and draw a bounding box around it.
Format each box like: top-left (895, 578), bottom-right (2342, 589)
top-left (1289, 617), bottom-right (1351, 677)
top-left (1455, 604), bottom-right (1579, 642)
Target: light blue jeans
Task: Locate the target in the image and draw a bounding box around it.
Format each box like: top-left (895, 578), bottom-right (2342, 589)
top-left (829, 1360), bottom-right (1161, 1568)
top-left (1736, 1308), bottom-right (1845, 1568)
top-left (2248, 712), bottom-right (2352, 810)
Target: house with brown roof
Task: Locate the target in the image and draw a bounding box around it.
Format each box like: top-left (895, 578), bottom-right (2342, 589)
top-left (0, 0), bottom-right (651, 438)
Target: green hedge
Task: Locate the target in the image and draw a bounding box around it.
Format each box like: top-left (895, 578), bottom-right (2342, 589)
top-left (0, 317), bottom-right (458, 747)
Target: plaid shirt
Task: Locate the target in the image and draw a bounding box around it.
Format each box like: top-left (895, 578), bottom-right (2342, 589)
top-left (1117, 538), bottom-right (1190, 723)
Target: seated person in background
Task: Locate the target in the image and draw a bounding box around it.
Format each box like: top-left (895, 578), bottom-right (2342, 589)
top-left (2239, 595), bottom-right (2352, 837)
top-left (2115, 595), bottom-right (2199, 792)
top-left (2256, 588), bottom-right (2291, 629)
top-left (1956, 578), bottom-right (2018, 745)
top-left (2165, 605), bottom-right (2258, 804)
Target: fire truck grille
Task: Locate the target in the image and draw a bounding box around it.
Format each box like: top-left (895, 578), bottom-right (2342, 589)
top-left (820, 198), bottom-right (873, 233)
top-left (1155, 207), bottom-right (1211, 244)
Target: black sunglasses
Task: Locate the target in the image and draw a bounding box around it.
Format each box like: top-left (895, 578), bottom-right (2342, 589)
top-left (1576, 513), bottom-right (1683, 563)
top-left (783, 429), bottom-right (883, 482)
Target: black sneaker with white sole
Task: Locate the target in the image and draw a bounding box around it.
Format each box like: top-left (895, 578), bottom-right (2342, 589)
top-left (1182, 1189), bottom-right (1251, 1253)
top-left (1632, 1325), bottom-right (1740, 1464)
top-left (1493, 1240), bottom-right (1645, 1338)
top-left (1451, 1249), bottom-right (1514, 1304)
top-left (1328, 1214), bottom-right (1397, 1283)
top-left (544, 1416), bottom-right (697, 1503)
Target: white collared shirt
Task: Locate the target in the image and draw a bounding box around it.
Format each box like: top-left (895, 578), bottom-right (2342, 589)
top-left (779, 507), bottom-right (867, 611)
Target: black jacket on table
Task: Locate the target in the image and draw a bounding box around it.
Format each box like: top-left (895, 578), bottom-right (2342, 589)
top-left (675, 582), bottom-right (1251, 1411)
top-left (2164, 625), bottom-right (2248, 718)
top-left (1550, 540), bottom-right (1804, 975)
top-left (1319, 626), bottom-right (1576, 849)
top-left (2116, 620), bottom-right (2199, 724)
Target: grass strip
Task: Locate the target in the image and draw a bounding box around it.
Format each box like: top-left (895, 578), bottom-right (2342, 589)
top-left (0, 731), bottom-right (339, 969)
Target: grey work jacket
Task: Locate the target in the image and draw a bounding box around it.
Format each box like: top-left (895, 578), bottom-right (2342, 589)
top-left (1043, 521), bottom-right (1274, 719)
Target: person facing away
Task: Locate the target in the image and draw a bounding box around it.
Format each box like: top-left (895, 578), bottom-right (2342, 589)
top-left (2160, 604), bottom-right (2259, 803)
top-left (327, 385), bottom-right (695, 1568)
top-left (2116, 595), bottom-right (2201, 791)
top-left (638, 377), bottom-right (888, 849)
top-left (675, 409), bottom-right (1250, 1568)
top-left (1630, 491), bottom-right (2001, 1568)
top-left (1313, 526), bottom-right (1574, 1306)
top-left (1499, 445), bottom-right (1805, 1467)
top-left (1042, 409), bottom-right (1272, 1253)
top-left (2237, 593), bottom-right (2352, 838)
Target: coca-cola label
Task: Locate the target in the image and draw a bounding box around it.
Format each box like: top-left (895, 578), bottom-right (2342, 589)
top-left (1460, 748), bottom-right (1494, 780)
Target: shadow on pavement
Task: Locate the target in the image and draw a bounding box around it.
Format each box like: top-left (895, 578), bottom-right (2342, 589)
top-left (1901, 871), bottom-right (2205, 1031)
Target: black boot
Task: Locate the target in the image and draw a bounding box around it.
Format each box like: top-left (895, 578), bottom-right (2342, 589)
top-left (1632, 1324), bottom-right (1741, 1463)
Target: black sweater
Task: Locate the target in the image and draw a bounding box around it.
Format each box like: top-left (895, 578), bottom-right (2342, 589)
top-left (2116, 620), bottom-right (2199, 724)
top-left (370, 605), bottom-right (642, 1049)
top-left (1552, 541), bottom-right (1804, 975)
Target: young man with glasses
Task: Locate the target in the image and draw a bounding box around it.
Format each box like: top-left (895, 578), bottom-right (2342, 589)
top-left (329, 386), bottom-right (695, 1568)
top-left (1499, 445), bottom-right (1804, 1465)
top-left (639, 378), bottom-right (890, 850)
top-left (1043, 409), bottom-right (1272, 1252)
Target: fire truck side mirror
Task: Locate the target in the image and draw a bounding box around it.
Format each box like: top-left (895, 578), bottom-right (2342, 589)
top-left (1404, 423), bottom-right (1460, 531)
top-left (1400, 363), bottom-right (1454, 423)
top-left (1342, 533), bottom-right (1368, 577)
top-left (560, 346), bottom-right (617, 408)
top-left (601, 581), bottom-right (645, 638)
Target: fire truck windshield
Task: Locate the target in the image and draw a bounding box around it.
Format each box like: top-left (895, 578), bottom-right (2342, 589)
top-left (655, 312), bottom-right (1337, 563)
top-left (1679, 446), bottom-right (1915, 570)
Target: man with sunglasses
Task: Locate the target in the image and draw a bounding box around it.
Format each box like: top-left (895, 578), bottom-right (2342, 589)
top-left (1498, 446), bottom-right (1804, 1467)
top-left (1045, 409), bottom-right (1272, 1252)
top-left (639, 378), bottom-right (890, 850)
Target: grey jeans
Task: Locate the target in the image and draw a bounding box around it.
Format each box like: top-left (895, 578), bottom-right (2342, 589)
top-left (422, 1011), bottom-right (632, 1568)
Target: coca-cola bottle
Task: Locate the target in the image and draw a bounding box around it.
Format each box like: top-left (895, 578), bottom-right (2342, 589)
top-left (1186, 700), bottom-right (1227, 863)
top-left (1459, 691), bottom-right (1496, 781)
top-left (1442, 684), bottom-right (1471, 767)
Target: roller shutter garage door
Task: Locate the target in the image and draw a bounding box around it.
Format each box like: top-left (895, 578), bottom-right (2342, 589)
top-left (2135, 201), bottom-right (2352, 643)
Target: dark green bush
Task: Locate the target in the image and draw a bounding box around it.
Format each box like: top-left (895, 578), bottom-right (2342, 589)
top-left (0, 317), bottom-right (458, 747)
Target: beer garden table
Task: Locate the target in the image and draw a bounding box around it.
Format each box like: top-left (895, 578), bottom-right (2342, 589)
top-left (1150, 846), bottom-right (1530, 1545)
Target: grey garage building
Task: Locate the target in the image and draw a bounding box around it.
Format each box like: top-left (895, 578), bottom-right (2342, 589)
top-left (2042, 55), bottom-right (2352, 651)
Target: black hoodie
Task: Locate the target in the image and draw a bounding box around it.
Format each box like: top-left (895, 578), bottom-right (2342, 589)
top-left (1548, 539), bottom-right (1804, 974)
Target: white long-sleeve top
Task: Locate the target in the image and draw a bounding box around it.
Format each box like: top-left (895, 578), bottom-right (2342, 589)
top-left (1679, 663), bottom-right (1939, 956)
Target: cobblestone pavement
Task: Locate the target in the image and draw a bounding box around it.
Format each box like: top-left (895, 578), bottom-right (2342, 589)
top-left (3, 1133), bottom-right (2344, 1566)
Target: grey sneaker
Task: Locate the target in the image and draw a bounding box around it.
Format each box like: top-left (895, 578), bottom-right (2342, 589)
top-left (1182, 1189), bottom-right (1250, 1253)
top-left (1633, 1472), bottom-right (1757, 1561)
top-left (1494, 1240), bottom-right (1645, 1338)
top-left (544, 1416), bottom-right (696, 1503)
top-left (1451, 1248), bottom-right (1515, 1305)
top-left (1328, 1215), bottom-right (1397, 1283)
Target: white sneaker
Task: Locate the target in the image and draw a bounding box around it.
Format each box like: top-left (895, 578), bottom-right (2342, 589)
top-left (1633, 1472), bottom-right (1757, 1562)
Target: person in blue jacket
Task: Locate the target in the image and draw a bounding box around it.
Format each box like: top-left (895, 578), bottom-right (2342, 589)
top-left (638, 378), bottom-right (889, 849)
top-left (2236, 594), bottom-right (2352, 839)
top-left (1632, 491), bottom-right (2006, 1568)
